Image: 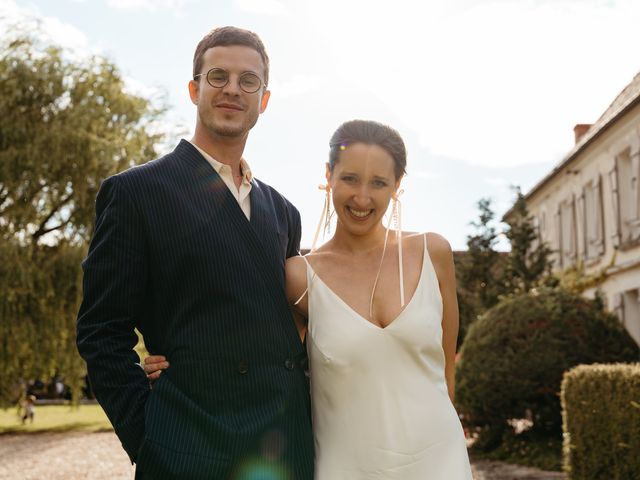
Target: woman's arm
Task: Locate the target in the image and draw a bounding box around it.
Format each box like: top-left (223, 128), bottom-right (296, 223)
top-left (427, 232), bottom-right (460, 404)
top-left (286, 255), bottom-right (310, 342)
top-left (284, 255), bottom-right (310, 319)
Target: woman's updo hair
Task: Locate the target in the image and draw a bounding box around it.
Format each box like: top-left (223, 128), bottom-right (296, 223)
top-left (328, 120), bottom-right (407, 180)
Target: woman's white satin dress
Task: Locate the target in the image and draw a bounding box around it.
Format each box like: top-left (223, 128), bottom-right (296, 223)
top-left (304, 235), bottom-right (473, 479)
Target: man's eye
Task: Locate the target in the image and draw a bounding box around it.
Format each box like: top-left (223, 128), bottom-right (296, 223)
top-left (240, 74), bottom-right (261, 89)
top-left (210, 72), bottom-right (227, 82)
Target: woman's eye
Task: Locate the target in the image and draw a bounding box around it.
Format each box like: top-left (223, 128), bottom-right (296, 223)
top-left (373, 180), bottom-right (388, 187)
top-left (341, 176), bottom-right (356, 183)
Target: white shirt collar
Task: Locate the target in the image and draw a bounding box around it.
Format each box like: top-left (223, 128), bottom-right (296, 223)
top-left (188, 140), bottom-right (253, 184)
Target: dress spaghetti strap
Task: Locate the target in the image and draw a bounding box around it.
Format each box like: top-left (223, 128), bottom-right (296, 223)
top-left (293, 256), bottom-right (313, 306)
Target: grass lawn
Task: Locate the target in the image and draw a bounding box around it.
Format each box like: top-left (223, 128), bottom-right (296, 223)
top-left (0, 404), bottom-right (113, 434)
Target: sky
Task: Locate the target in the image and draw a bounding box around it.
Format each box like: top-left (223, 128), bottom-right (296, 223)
top-left (2, 0), bottom-right (640, 249)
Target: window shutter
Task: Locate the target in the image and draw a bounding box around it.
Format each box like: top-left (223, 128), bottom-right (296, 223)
top-left (579, 187), bottom-right (587, 260)
top-left (632, 149), bottom-right (640, 221)
top-left (555, 208), bottom-right (563, 269)
top-left (608, 159), bottom-right (621, 248)
top-left (597, 174), bottom-right (606, 255)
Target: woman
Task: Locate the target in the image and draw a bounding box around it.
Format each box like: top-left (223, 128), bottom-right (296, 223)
top-left (146, 120), bottom-right (473, 479)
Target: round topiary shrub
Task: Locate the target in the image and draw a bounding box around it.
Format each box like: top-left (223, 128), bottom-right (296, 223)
top-left (456, 287), bottom-right (639, 449)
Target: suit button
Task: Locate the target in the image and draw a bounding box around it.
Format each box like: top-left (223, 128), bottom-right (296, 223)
top-left (238, 361), bottom-right (249, 374)
top-left (284, 359), bottom-right (294, 371)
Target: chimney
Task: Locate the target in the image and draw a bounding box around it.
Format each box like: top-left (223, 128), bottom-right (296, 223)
top-left (574, 124), bottom-right (592, 144)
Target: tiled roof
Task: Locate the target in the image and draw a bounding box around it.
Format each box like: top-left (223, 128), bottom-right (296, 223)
top-left (567, 70), bottom-right (640, 159)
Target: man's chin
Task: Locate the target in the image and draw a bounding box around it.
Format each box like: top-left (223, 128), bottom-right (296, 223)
top-left (213, 127), bottom-right (245, 138)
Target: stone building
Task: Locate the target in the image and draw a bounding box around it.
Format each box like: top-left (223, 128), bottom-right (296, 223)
top-left (510, 71), bottom-right (640, 345)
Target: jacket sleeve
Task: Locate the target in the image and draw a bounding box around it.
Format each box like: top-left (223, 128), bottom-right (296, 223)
top-left (286, 203), bottom-right (302, 259)
top-left (76, 175), bottom-right (150, 463)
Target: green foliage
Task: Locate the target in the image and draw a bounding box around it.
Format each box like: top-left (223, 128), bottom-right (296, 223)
top-left (561, 363), bottom-right (640, 480)
top-left (503, 188), bottom-right (555, 294)
top-left (470, 429), bottom-right (563, 472)
top-left (0, 32), bottom-right (164, 406)
top-left (459, 198), bottom-right (506, 311)
top-left (454, 285), bottom-right (476, 350)
top-left (457, 198), bottom-right (508, 347)
top-left (456, 288), bottom-right (638, 453)
top-left (0, 34), bottom-right (163, 245)
top-left (0, 240), bottom-right (86, 406)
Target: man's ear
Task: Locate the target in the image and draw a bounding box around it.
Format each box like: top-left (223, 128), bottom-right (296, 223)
top-left (188, 80), bottom-right (199, 105)
top-left (259, 89), bottom-right (271, 113)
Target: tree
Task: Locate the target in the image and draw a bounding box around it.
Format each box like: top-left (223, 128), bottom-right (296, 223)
top-left (502, 187), bottom-right (554, 294)
top-left (0, 35), bottom-right (164, 246)
top-left (0, 32), bottom-right (165, 406)
top-left (455, 198), bottom-right (506, 347)
top-left (459, 198), bottom-right (505, 310)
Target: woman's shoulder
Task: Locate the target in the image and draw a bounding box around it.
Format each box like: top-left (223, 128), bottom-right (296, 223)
top-left (402, 231), bottom-right (453, 262)
top-left (285, 254), bottom-right (307, 275)
top-left (402, 231), bottom-right (451, 249)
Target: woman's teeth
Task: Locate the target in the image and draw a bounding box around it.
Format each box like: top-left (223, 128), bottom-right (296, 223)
top-left (348, 207), bottom-right (372, 218)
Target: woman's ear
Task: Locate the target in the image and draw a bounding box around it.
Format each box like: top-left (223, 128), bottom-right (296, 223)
top-left (393, 176), bottom-right (403, 195)
top-left (325, 163), bottom-right (331, 183)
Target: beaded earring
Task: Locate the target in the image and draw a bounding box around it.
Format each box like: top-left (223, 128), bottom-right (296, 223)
top-left (311, 183), bottom-right (332, 252)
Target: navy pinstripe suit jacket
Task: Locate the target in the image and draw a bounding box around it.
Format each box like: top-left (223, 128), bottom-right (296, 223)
top-left (77, 140), bottom-right (314, 479)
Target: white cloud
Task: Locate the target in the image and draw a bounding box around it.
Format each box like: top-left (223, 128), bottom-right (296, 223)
top-left (269, 73), bottom-right (321, 97)
top-left (105, 0), bottom-right (187, 11)
top-left (296, 0), bottom-right (640, 168)
top-left (0, 0), bottom-right (89, 54)
top-left (484, 177), bottom-right (509, 187)
top-left (411, 171), bottom-right (442, 180)
top-left (235, 0), bottom-right (291, 17)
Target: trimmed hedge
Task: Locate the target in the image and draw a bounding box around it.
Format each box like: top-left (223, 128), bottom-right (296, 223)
top-left (456, 287), bottom-right (638, 450)
top-left (561, 363), bottom-right (640, 480)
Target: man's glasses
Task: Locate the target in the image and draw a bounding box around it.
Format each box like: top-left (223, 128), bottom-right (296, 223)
top-left (194, 68), bottom-right (264, 94)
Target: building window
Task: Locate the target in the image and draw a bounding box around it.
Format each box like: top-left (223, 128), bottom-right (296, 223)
top-left (610, 147), bottom-right (640, 246)
top-left (538, 211), bottom-right (547, 241)
top-left (582, 176), bottom-right (605, 260)
top-left (558, 196), bottom-right (577, 268)
top-left (616, 290), bottom-right (640, 345)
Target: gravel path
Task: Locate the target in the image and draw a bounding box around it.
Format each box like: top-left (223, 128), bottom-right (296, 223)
top-left (0, 432), bottom-right (565, 479)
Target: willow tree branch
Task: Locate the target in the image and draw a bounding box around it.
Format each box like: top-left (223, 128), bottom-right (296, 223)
top-left (32, 192), bottom-right (74, 240)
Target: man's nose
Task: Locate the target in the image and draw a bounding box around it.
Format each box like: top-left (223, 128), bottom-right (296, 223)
top-left (221, 76), bottom-right (242, 95)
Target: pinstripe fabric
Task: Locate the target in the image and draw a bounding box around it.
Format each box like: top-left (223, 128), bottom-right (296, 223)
top-left (77, 140), bottom-right (314, 479)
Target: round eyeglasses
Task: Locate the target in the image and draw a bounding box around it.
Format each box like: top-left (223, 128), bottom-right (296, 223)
top-left (194, 68), bottom-right (264, 94)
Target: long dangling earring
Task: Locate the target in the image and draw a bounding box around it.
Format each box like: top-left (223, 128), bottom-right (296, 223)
top-left (393, 190), bottom-right (405, 308)
top-left (311, 184), bottom-right (332, 252)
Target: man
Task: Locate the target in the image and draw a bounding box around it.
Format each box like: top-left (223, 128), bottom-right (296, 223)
top-left (77, 26), bottom-right (314, 479)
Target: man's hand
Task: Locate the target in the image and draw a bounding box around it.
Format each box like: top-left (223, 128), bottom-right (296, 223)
top-left (143, 355), bottom-right (169, 382)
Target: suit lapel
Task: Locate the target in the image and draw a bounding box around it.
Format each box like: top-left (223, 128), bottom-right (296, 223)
top-left (176, 141), bottom-right (300, 352)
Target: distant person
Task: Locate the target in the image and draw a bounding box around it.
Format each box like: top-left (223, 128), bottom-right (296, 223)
top-left (76, 26), bottom-right (313, 479)
top-left (21, 395), bottom-right (35, 424)
top-left (146, 120), bottom-right (474, 479)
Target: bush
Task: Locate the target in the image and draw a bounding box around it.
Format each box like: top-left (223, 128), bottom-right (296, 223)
top-left (456, 287), bottom-right (638, 451)
top-left (471, 428), bottom-right (563, 471)
top-left (561, 363), bottom-right (640, 480)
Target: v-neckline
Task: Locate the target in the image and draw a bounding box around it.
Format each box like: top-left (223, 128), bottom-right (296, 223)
top-left (306, 242), bottom-right (427, 331)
